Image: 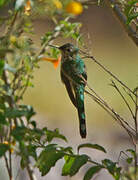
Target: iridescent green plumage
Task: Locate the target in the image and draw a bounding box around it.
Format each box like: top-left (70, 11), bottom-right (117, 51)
top-left (59, 43), bottom-right (87, 138)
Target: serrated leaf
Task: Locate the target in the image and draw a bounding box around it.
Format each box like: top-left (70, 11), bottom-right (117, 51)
top-left (36, 149), bottom-right (64, 176)
top-left (0, 143), bottom-right (10, 157)
top-left (78, 143), bottom-right (106, 153)
top-left (62, 156), bottom-right (75, 176)
top-left (70, 155), bottom-right (89, 176)
top-left (83, 166), bottom-right (102, 180)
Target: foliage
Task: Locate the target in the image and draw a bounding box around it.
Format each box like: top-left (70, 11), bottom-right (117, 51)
top-left (0, 0), bottom-right (137, 180)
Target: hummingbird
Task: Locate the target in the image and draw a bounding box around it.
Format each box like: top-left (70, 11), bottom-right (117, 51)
top-left (59, 43), bottom-right (87, 138)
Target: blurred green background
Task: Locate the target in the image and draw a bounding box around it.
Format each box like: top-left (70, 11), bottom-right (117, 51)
top-left (24, 5), bottom-right (138, 139)
top-left (0, 3), bottom-right (138, 180)
top-left (23, 5), bottom-right (138, 179)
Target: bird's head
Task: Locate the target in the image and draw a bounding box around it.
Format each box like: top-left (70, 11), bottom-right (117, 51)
top-left (59, 43), bottom-right (79, 57)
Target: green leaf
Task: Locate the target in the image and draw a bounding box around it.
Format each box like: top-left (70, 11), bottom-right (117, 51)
top-left (61, 146), bottom-right (73, 154)
top-left (20, 156), bottom-right (28, 169)
top-left (126, 12), bottom-right (138, 24)
top-left (36, 149), bottom-right (64, 176)
top-left (78, 143), bottom-right (106, 153)
top-left (70, 155), bottom-right (89, 176)
top-left (27, 144), bottom-right (37, 160)
top-left (124, 0), bottom-right (138, 16)
top-left (5, 108), bottom-right (27, 118)
top-left (0, 59), bottom-right (4, 76)
top-left (126, 157), bottom-right (133, 164)
top-left (0, 112), bottom-right (7, 125)
top-left (0, 0), bottom-right (7, 8)
top-left (11, 126), bottom-right (26, 141)
top-left (0, 143), bottom-right (9, 158)
top-left (102, 159), bottom-right (121, 180)
top-left (45, 128), bottom-right (67, 142)
top-left (83, 166), bottom-right (102, 180)
top-left (19, 105), bottom-right (36, 121)
top-left (126, 149), bottom-right (136, 158)
top-left (4, 106), bottom-right (35, 120)
top-left (62, 156), bottom-right (75, 176)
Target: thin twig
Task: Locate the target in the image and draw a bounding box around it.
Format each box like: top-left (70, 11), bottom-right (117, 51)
top-left (80, 51), bottom-right (137, 97)
top-left (134, 89), bottom-right (138, 178)
top-left (86, 89), bottom-right (135, 143)
top-left (135, 89), bottom-right (138, 137)
top-left (122, 87), bottom-right (136, 105)
top-left (85, 89), bottom-right (135, 139)
top-left (9, 120), bottom-right (12, 180)
top-left (2, 71), bottom-right (37, 180)
top-left (111, 80), bottom-right (135, 119)
top-left (26, 164), bottom-right (37, 180)
top-left (4, 155), bottom-right (10, 178)
top-left (4, 11), bottom-right (18, 37)
top-left (36, 17), bottom-right (70, 60)
top-left (81, 75), bottom-right (136, 134)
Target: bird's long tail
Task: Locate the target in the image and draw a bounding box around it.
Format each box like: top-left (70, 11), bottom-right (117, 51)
top-left (75, 85), bottom-right (86, 138)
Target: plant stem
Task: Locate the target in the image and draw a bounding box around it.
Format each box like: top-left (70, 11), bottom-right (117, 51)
top-left (4, 155), bottom-right (11, 178)
top-left (111, 80), bottom-right (135, 119)
top-left (105, 0), bottom-right (138, 46)
top-left (27, 164), bottom-right (37, 180)
top-left (2, 71), bottom-right (37, 180)
top-left (134, 89), bottom-right (138, 179)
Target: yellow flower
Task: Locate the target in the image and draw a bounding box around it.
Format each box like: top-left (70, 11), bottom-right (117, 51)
top-left (3, 141), bottom-right (16, 153)
top-left (3, 141), bottom-right (8, 145)
top-left (10, 35), bottom-right (17, 44)
top-left (53, 0), bottom-right (62, 9)
top-left (66, 1), bottom-right (83, 15)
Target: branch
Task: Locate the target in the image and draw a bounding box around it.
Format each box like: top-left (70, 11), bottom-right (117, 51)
top-left (27, 164), bottom-right (37, 180)
top-left (2, 70), bottom-right (37, 180)
top-left (80, 51), bottom-right (137, 97)
top-left (85, 89), bottom-right (135, 143)
top-left (111, 80), bottom-right (135, 119)
top-left (36, 17), bottom-right (70, 60)
top-left (61, 64), bottom-right (135, 142)
top-left (105, 0), bottom-right (138, 46)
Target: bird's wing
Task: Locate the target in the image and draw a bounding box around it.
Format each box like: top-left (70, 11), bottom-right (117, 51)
top-left (61, 70), bottom-right (77, 108)
top-left (82, 64), bottom-right (87, 81)
top-left (61, 61), bottom-right (87, 86)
